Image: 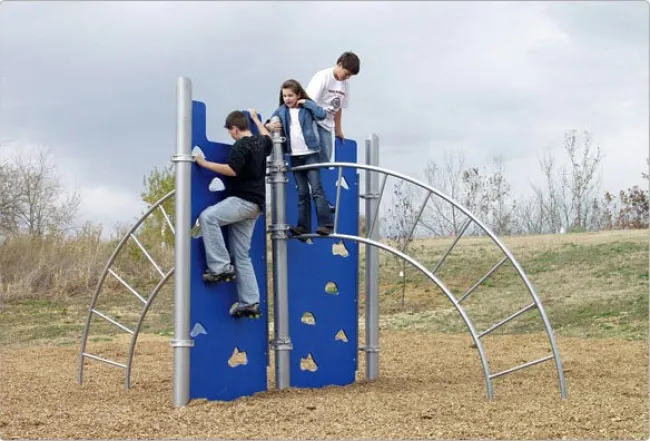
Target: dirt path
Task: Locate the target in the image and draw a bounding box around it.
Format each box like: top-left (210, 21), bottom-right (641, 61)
top-left (1, 332), bottom-right (647, 439)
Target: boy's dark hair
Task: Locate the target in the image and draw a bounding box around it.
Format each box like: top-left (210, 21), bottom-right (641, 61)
top-left (224, 111), bottom-right (249, 130)
top-left (337, 51), bottom-right (360, 75)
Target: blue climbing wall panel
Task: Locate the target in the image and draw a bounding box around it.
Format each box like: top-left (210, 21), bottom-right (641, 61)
top-left (286, 139), bottom-right (359, 388)
top-left (189, 101), bottom-right (268, 401)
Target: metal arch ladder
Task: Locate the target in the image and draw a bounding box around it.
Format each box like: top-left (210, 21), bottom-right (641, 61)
top-left (77, 160), bottom-right (567, 402)
top-left (291, 156), bottom-right (568, 400)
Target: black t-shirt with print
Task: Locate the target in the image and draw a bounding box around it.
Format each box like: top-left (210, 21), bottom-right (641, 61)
top-left (226, 134), bottom-right (273, 210)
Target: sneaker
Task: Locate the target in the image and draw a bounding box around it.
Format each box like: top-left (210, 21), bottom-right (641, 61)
top-left (317, 225), bottom-right (333, 236)
top-left (288, 225), bottom-right (309, 242)
top-left (202, 268), bottom-right (236, 284)
top-left (229, 302), bottom-right (261, 319)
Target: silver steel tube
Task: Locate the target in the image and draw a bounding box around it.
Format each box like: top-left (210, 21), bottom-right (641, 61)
top-left (83, 353), bottom-right (127, 369)
top-left (490, 355), bottom-right (554, 379)
top-left (129, 233), bottom-right (165, 277)
top-left (269, 118), bottom-right (291, 390)
top-left (457, 256), bottom-right (508, 304)
top-left (477, 302), bottom-right (537, 339)
top-left (172, 76), bottom-right (193, 408)
top-left (368, 174), bottom-right (387, 239)
top-left (364, 134), bottom-right (380, 381)
top-left (107, 269), bottom-right (147, 304)
top-left (159, 205), bottom-right (176, 235)
top-left (91, 309), bottom-right (134, 334)
top-left (333, 167), bottom-right (344, 233)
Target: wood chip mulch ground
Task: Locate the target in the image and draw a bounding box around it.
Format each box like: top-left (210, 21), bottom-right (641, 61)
top-left (1, 331), bottom-right (647, 439)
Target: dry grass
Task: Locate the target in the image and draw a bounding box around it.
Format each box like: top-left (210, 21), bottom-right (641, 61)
top-left (0, 332), bottom-right (647, 439)
top-left (0, 224), bottom-right (173, 302)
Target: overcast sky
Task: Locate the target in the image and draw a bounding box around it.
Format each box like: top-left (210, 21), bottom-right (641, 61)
top-left (0, 0), bottom-right (647, 231)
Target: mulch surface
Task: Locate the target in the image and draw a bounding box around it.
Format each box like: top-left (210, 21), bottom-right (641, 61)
top-left (0, 331), bottom-right (647, 439)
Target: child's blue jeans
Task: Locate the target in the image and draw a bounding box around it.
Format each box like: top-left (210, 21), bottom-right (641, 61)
top-left (199, 196), bottom-right (261, 306)
top-left (290, 153), bottom-right (333, 231)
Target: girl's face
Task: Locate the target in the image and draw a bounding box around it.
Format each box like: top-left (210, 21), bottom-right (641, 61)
top-left (282, 88), bottom-right (298, 108)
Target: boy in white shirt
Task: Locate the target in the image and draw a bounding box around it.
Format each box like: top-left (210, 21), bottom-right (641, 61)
top-left (305, 51), bottom-right (360, 163)
top-left (267, 52), bottom-right (360, 164)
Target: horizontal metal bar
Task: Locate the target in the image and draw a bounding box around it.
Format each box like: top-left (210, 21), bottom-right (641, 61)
top-left (129, 233), bottom-right (165, 277)
top-left (159, 205), bottom-right (175, 235)
top-left (478, 303), bottom-right (537, 338)
top-left (489, 355), bottom-right (554, 379)
top-left (458, 256), bottom-right (508, 304)
top-left (108, 269), bottom-right (147, 304)
top-left (82, 352), bottom-right (127, 369)
top-left (91, 309), bottom-right (134, 334)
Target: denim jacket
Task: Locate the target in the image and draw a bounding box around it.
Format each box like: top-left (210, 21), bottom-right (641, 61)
top-left (270, 99), bottom-right (327, 154)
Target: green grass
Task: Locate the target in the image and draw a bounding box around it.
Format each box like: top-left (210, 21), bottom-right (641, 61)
top-left (0, 229), bottom-right (647, 345)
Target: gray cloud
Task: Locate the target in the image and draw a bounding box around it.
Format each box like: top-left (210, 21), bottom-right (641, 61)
top-left (0, 0), bottom-right (647, 229)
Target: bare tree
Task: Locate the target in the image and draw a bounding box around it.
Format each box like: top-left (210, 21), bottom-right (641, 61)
top-left (421, 151), bottom-right (465, 236)
top-left (0, 149), bottom-right (80, 237)
top-left (562, 130), bottom-right (603, 229)
top-left (485, 157), bottom-right (515, 235)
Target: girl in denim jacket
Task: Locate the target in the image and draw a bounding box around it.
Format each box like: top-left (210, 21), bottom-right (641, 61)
top-left (266, 79), bottom-right (333, 238)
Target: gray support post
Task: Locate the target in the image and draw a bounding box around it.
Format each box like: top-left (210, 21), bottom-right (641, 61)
top-left (171, 76), bottom-right (194, 407)
top-left (364, 134), bottom-right (380, 380)
top-left (268, 117), bottom-right (292, 389)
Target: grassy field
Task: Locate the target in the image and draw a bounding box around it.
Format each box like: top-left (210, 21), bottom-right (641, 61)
top-left (0, 229), bottom-right (646, 346)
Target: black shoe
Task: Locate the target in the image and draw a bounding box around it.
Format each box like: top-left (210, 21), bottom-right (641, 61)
top-left (288, 225), bottom-right (309, 242)
top-left (202, 268), bottom-right (236, 284)
top-left (317, 225), bottom-right (333, 236)
top-left (229, 302), bottom-right (261, 319)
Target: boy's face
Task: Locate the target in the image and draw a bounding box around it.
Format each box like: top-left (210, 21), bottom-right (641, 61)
top-left (334, 63), bottom-right (354, 81)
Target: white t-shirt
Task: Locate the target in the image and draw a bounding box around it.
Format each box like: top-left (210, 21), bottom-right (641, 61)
top-left (306, 67), bottom-right (349, 131)
top-left (288, 108), bottom-right (313, 156)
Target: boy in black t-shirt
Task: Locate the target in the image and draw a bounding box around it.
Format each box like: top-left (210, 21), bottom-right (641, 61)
top-left (195, 110), bottom-right (273, 318)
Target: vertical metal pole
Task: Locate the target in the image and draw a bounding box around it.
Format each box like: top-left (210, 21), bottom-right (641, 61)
top-left (268, 117), bottom-right (292, 389)
top-left (171, 76), bottom-right (194, 407)
top-left (364, 134), bottom-right (380, 381)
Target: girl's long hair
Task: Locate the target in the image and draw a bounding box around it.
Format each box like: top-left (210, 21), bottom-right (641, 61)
top-left (278, 79), bottom-right (311, 107)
